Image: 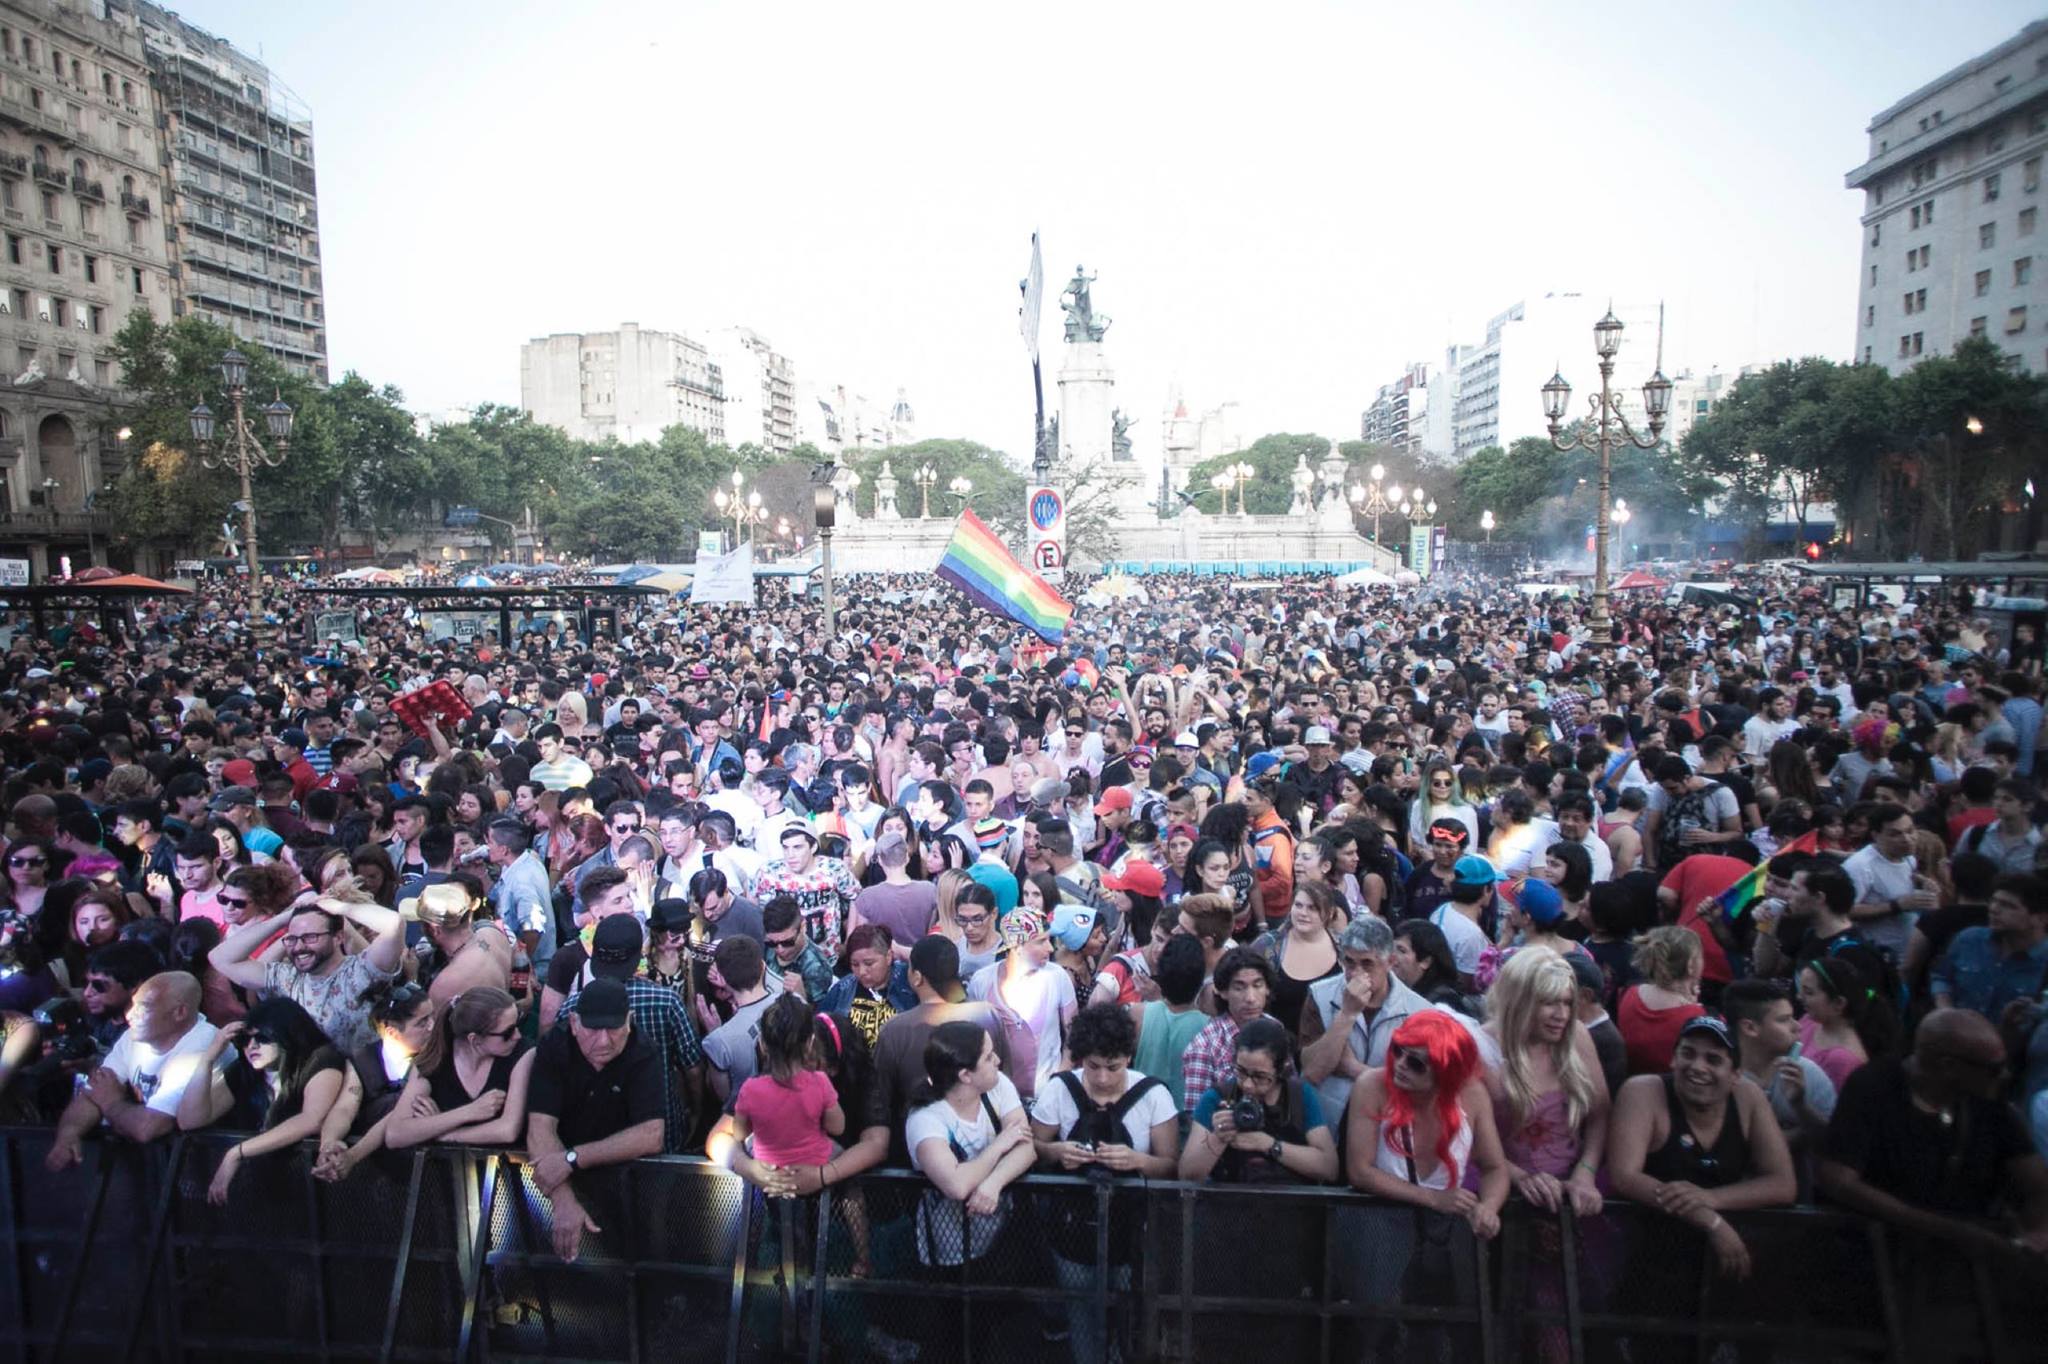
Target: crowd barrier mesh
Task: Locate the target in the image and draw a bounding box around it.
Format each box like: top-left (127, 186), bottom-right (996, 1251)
top-left (2, 1126), bottom-right (2045, 1363)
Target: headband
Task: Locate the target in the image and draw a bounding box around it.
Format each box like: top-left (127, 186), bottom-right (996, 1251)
top-left (815, 1012), bottom-right (842, 1055)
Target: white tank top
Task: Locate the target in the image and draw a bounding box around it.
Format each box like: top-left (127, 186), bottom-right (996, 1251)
top-left (1375, 1110), bottom-right (1474, 1190)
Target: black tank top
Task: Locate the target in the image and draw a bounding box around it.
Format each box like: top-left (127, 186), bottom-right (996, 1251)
top-left (1643, 1074), bottom-right (1750, 1188)
top-left (425, 1040), bottom-right (532, 1124)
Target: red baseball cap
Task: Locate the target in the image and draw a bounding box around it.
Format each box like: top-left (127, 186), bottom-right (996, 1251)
top-left (221, 758), bottom-right (257, 789)
top-left (1102, 860), bottom-right (1166, 898)
top-left (1093, 787), bottom-right (1134, 816)
top-left (315, 771), bottom-right (360, 795)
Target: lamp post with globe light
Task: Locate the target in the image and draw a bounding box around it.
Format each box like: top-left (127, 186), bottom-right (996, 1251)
top-left (712, 468), bottom-right (766, 547)
top-left (1349, 463), bottom-right (1401, 549)
top-left (1481, 509), bottom-right (1496, 543)
top-left (1541, 311), bottom-right (1671, 646)
top-left (188, 348), bottom-right (292, 623)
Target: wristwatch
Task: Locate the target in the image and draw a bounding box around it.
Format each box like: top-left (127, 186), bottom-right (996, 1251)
top-left (1267, 1139), bottom-right (1284, 1162)
top-left (563, 1148), bottom-right (580, 1170)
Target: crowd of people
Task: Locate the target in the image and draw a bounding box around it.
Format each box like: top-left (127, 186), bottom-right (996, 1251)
top-left (2, 563), bottom-right (2046, 1350)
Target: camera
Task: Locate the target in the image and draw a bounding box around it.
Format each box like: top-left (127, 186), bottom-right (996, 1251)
top-left (1230, 1094), bottom-right (1265, 1133)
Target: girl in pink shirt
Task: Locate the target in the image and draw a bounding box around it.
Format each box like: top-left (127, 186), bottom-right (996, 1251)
top-left (733, 995), bottom-right (845, 1168)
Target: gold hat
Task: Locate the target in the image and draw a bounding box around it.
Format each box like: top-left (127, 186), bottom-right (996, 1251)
top-left (398, 881), bottom-right (476, 927)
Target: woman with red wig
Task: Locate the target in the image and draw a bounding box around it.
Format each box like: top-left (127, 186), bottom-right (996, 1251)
top-left (1346, 1009), bottom-right (1508, 1233)
top-left (1341, 1009), bottom-right (1507, 1358)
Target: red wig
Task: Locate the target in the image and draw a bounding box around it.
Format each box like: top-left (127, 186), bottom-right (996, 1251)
top-left (1379, 1011), bottom-right (1480, 1188)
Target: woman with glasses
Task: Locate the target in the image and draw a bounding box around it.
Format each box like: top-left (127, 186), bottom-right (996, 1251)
top-left (1409, 760), bottom-right (1481, 853)
top-left (178, 997), bottom-right (347, 1205)
top-left (385, 986), bottom-right (534, 1149)
top-left (0, 838), bottom-right (56, 920)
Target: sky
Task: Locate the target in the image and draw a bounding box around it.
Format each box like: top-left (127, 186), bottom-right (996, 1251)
top-left (164, 0), bottom-right (2048, 461)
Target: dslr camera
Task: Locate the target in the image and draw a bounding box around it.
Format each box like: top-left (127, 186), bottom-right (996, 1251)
top-left (1230, 1094), bottom-right (1266, 1133)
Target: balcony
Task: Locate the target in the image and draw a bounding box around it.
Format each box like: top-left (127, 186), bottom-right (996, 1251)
top-left (121, 190), bottom-right (151, 217)
top-left (0, 152), bottom-right (23, 178)
top-left (30, 163), bottom-right (64, 188)
top-left (71, 177), bottom-right (102, 202)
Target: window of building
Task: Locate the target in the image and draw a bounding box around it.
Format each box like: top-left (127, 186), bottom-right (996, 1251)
top-left (87, 304), bottom-right (100, 333)
top-left (1863, 345), bottom-right (1873, 363)
top-left (1920, 245), bottom-right (1931, 268)
top-left (1903, 291), bottom-right (1916, 315)
top-left (43, 243), bottom-right (56, 272)
top-left (0, 179), bottom-right (12, 212)
top-left (1978, 268), bottom-right (1994, 296)
top-left (1916, 287), bottom-right (1927, 311)
top-left (2029, 157), bottom-right (2043, 193)
top-left (1913, 332), bottom-right (1925, 354)
top-left (2018, 257), bottom-right (2034, 286)
top-left (38, 190), bottom-right (54, 220)
top-left (1925, 198), bottom-right (1936, 223)
top-left (1907, 249), bottom-right (1918, 273)
top-left (1873, 222), bottom-right (1882, 245)
top-left (1900, 334), bottom-right (1914, 357)
top-left (120, 80), bottom-right (132, 107)
top-left (93, 358), bottom-right (108, 385)
top-left (5, 233), bottom-right (18, 265)
top-left (1871, 263), bottom-right (1880, 288)
top-left (1867, 304), bottom-right (1876, 326)
top-left (81, 253), bottom-right (94, 283)
top-left (1972, 316), bottom-right (1989, 337)
top-left (1983, 222), bottom-right (1999, 248)
top-left (21, 38), bottom-right (33, 64)
top-left (1989, 126), bottom-right (2008, 154)
top-left (2025, 207), bottom-right (2039, 237)
top-left (49, 298), bottom-right (64, 327)
top-left (129, 265), bottom-right (142, 294)
top-left (2009, 306), bottom-right (2028, 334)
top-left (1910, 205), bottom-right (1920, 229)
top-left (1987, 173), bottom-right (2003, 202)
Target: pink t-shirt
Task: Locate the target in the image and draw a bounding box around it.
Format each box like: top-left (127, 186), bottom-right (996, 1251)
top-left (178, 888), bottom-right (227, 930)
top-left (734, 1067), bottom-right (839, 1166)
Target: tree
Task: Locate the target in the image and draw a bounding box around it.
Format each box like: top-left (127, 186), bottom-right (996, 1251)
top-left (842, 438), bottom-right (1027, 530)
top-left (1183, 433), bottom-right (1326, 515)
top-left (1893, 336), bottom-right (2048, 559)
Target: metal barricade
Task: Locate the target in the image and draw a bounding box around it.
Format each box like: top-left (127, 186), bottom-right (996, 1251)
top-left (2, 1127), bottom-right (2045, 1364)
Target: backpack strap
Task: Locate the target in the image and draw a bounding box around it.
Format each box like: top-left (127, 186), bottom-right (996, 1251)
top-left (1107, 1074), bottom-right (1165, 1125)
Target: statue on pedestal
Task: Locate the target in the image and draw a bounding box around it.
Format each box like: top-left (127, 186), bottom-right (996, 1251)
top-left (1111, 409), bottom-right (1135, 463)
top-left (1288, 452), bottom-right (1315, 515)
top-left (831, 465), bottom-right (862, 521)
top-left (875, 460), bottom-right (900, 519)
top-left (1061, 267), bottom-right (1111, 342)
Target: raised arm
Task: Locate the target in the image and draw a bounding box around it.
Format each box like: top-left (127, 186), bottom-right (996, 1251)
top-left (211, 909), bottom-right (294, 991)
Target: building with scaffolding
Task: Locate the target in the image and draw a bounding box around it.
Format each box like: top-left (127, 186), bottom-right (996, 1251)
top-left (118, 0), bottom-right (326, 383)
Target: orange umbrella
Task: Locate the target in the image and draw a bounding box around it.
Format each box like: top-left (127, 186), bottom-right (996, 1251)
top-left (65, 573), bottom-right (193, 594)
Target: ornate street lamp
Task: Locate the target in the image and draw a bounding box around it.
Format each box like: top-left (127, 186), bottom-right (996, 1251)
top-left (1481, 509), bottom-right (1496, 542)
top-left (1542, 312), bottom-right (1670, 646)
top-left (188, 347), bottom-right (290, 622)
top-left (914, 463), bottom-right (937, 518)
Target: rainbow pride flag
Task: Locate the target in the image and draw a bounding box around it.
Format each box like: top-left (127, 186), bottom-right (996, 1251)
top-left (1713, 830), bottom-right (1820, 920)
top-left (934, 509), bottom-right (1074, 643)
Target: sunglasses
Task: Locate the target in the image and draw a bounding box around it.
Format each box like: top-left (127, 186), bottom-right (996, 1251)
top-left (218, 895), bottom-right (250, 908)
top-left (482, 1023), bottom-right (521, 1042)
top-left (8, 856), bottom-right (45, 867)
top-left (764, 932), bottom-right (801, 948)
top-left (248, 1030), bottom-right (279, 1047)
top-left (1394, 1047), bottom-right (1431, 1073)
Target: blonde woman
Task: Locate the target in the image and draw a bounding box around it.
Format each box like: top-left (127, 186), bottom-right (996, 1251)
top-left (1478, 948), bottom-right (1607, 1217)
top-left (1928, 723), bottom-right (1969, 786)
top-left (930, 868), bottom-right (976, 944)
top-left (1614, 927), bottom-right (1703, 1077)
top-left (1408, 759), bottom-right (1481, 850)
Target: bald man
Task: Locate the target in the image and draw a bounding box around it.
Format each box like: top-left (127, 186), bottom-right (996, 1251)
top-left (1818, 1009), bottom-right (2048, 1258)
top-left (45, 971), bottom-right (229, 1172)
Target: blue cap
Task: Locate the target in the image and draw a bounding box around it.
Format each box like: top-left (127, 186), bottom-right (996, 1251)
top-left (1451, 855), bottom-right (1498, 887)
top-left (1516, 878), bottom-right (1565, 926)
top-left (1245, 752), bottom-right (1282, 780)
top-left (1049, 904), bottom-right (1098, 952)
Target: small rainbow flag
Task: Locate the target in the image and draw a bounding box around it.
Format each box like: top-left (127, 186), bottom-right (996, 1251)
top-left (1713, 830), bottom-right (1820, 920)
top-left (934, 509), bottom-right (1074, 643)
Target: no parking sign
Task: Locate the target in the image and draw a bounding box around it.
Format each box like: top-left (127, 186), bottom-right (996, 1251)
top-left (1027, 485), bottom-right (1065, 581)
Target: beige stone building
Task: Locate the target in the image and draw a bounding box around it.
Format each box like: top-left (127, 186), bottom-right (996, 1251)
top-left (0, 0), bottom-right (175, 577)
top-left (521, 323), bottom-right (727, 445)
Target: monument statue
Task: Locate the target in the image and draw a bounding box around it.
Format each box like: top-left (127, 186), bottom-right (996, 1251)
top-left (1061, 266), bottom-right (1111, 343)
top-left (1288, 452), bottom-right (1316, 516)
top-left (1111, 409), bottom-right (1135, 463)
top-left (1047, 413), bottom-right (1060, 460)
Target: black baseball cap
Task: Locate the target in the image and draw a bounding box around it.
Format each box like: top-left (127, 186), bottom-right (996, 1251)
top-left (572, 977), bottom-right (631, 1029)
top-left (589, 915), bottom-right (644, 981)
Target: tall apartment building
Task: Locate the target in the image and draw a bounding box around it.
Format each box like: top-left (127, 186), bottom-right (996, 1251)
top-left (1360, 361), bottom-right (1455, 460)
top-left (1846, 21), bottom-right (2048, 374)
top-left (1446, 293), bottom-right (1665, 460)
top-left (707, 326), bottom-right (798, 456)
top-left (0, 0), bottom-right (176, 577)
top-left (794, 379), bottom-right (913, 456)
top-left (521, 323), bottom-right (726, 445)
top-left (119, 1), bottom-right (326, 383)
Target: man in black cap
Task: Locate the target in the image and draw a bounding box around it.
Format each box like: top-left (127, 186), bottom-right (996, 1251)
top-left (525, 978), bottom-right (666, 1262)
top-left (557, 915), bottom-right (704, 1154)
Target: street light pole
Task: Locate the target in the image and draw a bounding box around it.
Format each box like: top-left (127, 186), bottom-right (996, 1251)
top-left (189, 348), bottom-right (292, 629)
top-left (1542, 312), bottom-right (1670, 647)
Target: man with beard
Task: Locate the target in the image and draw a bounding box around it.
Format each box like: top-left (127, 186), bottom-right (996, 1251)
top-left (209, 894), bottom-right (405, 1053)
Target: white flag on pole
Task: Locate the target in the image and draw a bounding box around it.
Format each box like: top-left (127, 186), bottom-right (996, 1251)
top-left (690, 541), bottom-right (756, 606)
top-left (1019, 232), bottom-right (1043, 362)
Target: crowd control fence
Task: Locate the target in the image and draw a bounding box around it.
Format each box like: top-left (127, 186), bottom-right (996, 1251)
top-left (1, 1126), bottom-right (2044, 1363)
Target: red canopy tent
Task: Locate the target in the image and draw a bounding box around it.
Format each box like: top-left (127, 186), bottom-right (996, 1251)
top-left (1611, 570), bottom-right (1669, 592)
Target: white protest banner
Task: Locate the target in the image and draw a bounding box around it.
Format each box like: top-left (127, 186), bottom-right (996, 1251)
top-left (690, 541), bottom-right (756, 606)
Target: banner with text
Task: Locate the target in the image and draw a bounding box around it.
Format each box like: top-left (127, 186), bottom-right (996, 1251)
top-left (690, 541), bottom-right (757, 606)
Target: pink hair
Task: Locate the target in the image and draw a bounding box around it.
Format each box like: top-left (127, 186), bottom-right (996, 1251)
top-left (1379, 1011), bottom-right (1480, 1188)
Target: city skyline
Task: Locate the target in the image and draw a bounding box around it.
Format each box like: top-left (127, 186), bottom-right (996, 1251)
top-left (161, 0), bottom-right (2047, 460)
